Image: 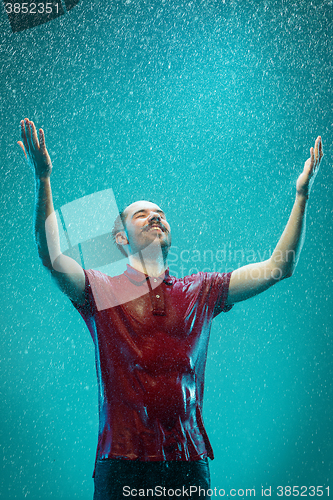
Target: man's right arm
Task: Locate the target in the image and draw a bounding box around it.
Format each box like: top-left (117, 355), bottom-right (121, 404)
top-left (18, 118), bottom-right (86, 306)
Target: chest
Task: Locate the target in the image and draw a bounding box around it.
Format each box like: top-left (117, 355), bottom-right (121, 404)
top-left (96, 281), bottom-right (210, 373)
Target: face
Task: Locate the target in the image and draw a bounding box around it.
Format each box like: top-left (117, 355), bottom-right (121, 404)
top-left (116, 200), bottom-right (172, 257)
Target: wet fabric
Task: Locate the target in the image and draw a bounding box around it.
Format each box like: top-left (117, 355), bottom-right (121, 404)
top-left (71, 265), bottom-right (233, 477)
top-left (93, 458), bottom-right (211, 500)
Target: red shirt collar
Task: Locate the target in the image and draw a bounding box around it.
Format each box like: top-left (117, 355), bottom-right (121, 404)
top-left (124, 264), bottom-right (173, 286)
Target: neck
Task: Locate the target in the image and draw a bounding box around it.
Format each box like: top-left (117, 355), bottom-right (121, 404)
top-left (128, 251), bottom-right (167, 277)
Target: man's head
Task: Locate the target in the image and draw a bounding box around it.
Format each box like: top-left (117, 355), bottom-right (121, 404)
top-left (112, 200), bottom-right (172, 260)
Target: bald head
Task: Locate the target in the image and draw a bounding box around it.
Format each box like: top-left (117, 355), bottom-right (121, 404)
top-left (123, 200), bottom-right (166, 223)
top-left (112, 200), bottom-right (172, 258)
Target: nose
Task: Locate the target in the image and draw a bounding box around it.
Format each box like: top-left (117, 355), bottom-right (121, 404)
top-left (148, 212), bottom-right (161, 223)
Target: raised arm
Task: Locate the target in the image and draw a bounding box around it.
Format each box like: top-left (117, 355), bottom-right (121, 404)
top-left (18, 118), bottom-right (86, 305)
top-left (225, 136), bottom-right (324, 305)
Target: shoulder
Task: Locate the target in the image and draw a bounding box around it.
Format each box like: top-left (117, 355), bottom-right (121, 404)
top-left (179, 270), bottom-right (232, 287)
top-left (84, 269), bottom-right (125, 286)
top-left (171, 271), bottom-right (232, 298)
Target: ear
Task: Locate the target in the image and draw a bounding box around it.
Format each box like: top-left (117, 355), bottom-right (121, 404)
top-left (115, 231), bottom-right (129, 246)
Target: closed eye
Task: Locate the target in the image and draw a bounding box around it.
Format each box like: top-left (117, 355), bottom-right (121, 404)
top-left (133, 209), bottom-right (166, 219)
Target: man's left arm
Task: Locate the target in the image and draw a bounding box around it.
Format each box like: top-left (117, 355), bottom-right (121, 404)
top-left (225, 136), bottom-right (324, 306)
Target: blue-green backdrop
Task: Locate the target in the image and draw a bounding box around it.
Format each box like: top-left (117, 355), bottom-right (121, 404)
top-left (1, 0), bottom-right (332, 498)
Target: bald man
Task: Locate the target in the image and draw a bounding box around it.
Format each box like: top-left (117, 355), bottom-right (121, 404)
top-left (18, 118), bottom-right (323, 499)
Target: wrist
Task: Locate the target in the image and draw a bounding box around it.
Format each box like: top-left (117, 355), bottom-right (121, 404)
top-left (35, 174), bottom-right (51, 184)
top-left (35, 176), bottom-right (51, 194)
top-left (296, 190), bottom-right (309, 203)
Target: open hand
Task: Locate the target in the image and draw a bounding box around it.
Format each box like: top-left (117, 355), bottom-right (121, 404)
top-left (18, 118), bottom-right (52, 179)
top-left (296, 136), bottom-right (324, 198)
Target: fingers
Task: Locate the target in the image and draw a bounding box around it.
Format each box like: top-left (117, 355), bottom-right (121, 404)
top-left (20, 119), bottom-right (29, 152)
top-left (30, 121), bottom-right (40, 149)
top-left (24, 118), bottom-right (34, 152)
top-left (314, 137), bottom-right (319, 162)
top-left (39, 128), bottom-right (46, 153)
top-left (17, 140), bottom-right (27, 159)
top-left (20, 118), bottom-right (45, 159)
top-left (306, 137), bottom-right (323, 179)
top-left (318, 136), bottom-right (324, 160)
top-left (314, 136), bottom-right (324, 169)
top-left (21, 118), bottom-right (41, 153)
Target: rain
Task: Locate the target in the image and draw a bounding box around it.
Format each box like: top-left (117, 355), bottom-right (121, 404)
top-left (0, 0), bottom-right (332, 498)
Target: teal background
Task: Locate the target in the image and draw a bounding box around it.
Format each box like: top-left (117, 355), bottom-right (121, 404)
top-left (1, 0), bottom-right (332, 498)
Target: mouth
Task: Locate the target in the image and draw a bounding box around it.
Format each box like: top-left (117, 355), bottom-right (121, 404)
top-left (146, 225), bottom-right (165, 232)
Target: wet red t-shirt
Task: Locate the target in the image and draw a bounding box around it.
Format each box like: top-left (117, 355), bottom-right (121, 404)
top-left (71, 265), bottom-right (233, 476)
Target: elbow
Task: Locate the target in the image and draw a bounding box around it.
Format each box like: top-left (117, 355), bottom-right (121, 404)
top-left (283, 260), bottom-right (297, 279)
top-left (270, 263), bottom-right (294, 282)
top-left (281, 269), bottom-right (294, 280)
top-left (283, 269), bottom-right (294, 279)
top-left (281, 264), bottom-right (296, 280)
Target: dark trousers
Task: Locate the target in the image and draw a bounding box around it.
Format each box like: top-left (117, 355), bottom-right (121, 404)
top-left (93, 458), bottom-right (211, 500)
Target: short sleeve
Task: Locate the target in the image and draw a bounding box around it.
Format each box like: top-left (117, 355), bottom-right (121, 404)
top-left (70, 269), bottom-right (96, 319)
top-left (212, 271), bottom-right (234, 317)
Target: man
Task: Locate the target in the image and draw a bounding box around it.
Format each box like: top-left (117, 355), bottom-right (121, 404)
top-left (18, 118), bottom-right (323, 499)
